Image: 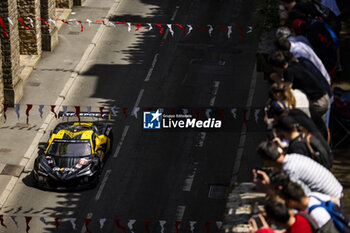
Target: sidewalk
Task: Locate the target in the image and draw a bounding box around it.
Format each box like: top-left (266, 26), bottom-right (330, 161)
top-left (0, 0), bottom-right (119, 208)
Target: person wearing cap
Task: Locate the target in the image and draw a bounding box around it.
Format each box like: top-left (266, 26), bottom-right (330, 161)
top-left (254, 140), bottom-right (343, 199)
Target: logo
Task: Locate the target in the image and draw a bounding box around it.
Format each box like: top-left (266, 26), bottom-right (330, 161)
top-left (143, 110), bottom-right (162, 129)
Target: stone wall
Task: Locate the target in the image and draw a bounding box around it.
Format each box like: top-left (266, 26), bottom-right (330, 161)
top-left (0, 38), bottom-right (3, 113)
top-left (41, 0), bottom-right (58, 51)
top-left (17, 0), bottom-right (42, 55)
top-left (56, 0), bottom-right (73, 9)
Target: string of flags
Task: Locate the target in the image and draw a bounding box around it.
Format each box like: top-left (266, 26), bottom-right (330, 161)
top-left (0, 16), bottom-right (254, 39)
top-left (0, 215), bottom-right (224, 233)
top-left (1, 104), bottom-right (263, 126)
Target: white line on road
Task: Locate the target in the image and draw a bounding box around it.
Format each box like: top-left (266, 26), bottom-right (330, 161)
top-left (161, 6), bottom-right (180, 45)
top-left (230, 63), bottom-right (258, 185)
top-left (196, 132), bottom-right (206, 147)
top-left (95, 169), bottom-right (112, 200)
top-left (176, 205), bottom-right (186, 221)
top-left (182, 166), bottom-right (198, 192)
top-left (132, 89), bottom-right (144, 114)
top-left (113, 125), bottom-right (130, 158)
top-left (171, 6), bottom-right (180, 21)
top-left (80, 212), bottom-right (93, 233)
top-left (144, 53), bottom-right (159, 82)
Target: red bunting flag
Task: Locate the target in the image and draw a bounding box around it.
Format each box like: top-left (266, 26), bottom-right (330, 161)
top-left (243, 109), bottom-right (248, 130)
top-left (170, 108), bottom-right (176, 115)
top-left (78, 20), bottom-right (83, 32)
top-left (219, 109), bottom-right (225, 123)
top-left (195, 108), bottom-right (200, 119)
top-left (25, 104), bottom-right (33, 124)
top-left (84, 218), bottom-right (92, 233)
top-left (96, 19), bottom-right (106, 25)
top-left (3, 104), bottom-right (8, 121)
top-left (50, 105), bottom-right (57, 118)
top-left (25, 216), bottom-right (32, 233)
top-left (197, 25), bottom-right (208, 34)
top-left (116, 21), bottom-right (127, 24)
top-left (218, 25), bottom-right (226, 33)
top-left (0, 17), bottom-right (9, 38)
top-left (144, 220), bottom-right (151, 233)
top-left (56, 18), bottom-right (69, 25)
top-left (176, 24), bottom-right (186, 36)
top-left (123, 107), bottom-right (128, 118)
top-left (239, 26), bottom-right (244, 40)
top-left (205, 221), bottom-right (212, 233)
top-left (175, 221), bottom-right (181, 233)
top-left (156, 24), bottom-right (164, 34)
top-left (38, 18), bottom-right (50, 27)
top-left (55, 218), bottom-right (61, 230)
top-left (75, 106), bottom-right (80, 123)
top-left (135, 23), bottom-right (142, 31)
top-left (18, 17), bottom-right (29, 29)
top-left (0, 215), bottom-right (7, 228)
top-left (114, 219), bottom-right (127, 232)
top-left (99, 106), bottom-right (104, 117)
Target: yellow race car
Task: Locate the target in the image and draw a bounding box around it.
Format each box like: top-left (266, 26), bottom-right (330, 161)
top-left (33, 121), bottom-right (113, 190)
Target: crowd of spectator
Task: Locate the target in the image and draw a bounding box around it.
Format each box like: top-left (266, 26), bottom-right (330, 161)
top-left (249, 0), bottom-right (350, 232)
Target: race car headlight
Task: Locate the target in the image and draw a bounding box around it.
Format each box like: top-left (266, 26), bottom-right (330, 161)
top-left (76, 164), bottom-right (92, 177)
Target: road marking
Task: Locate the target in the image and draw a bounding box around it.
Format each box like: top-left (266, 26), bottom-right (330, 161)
top-left (144, 53), bottom-right (159, 82)
top-left (113, 125), bottom-right (130, 158)
top-left (175, 205), bottom-right (186, 220)
top-left (209, 81), bottom-right (220, 106)
top-left (161, 6), bottom-right (180, 46)
top-left (80, 212), bottom-right (93, 233)
top-left (230, 63), bottom-right (258, 185)
top-left (132, 89), bottom-right (144, 114)
top-left (182, 166), bottom-right (198, 192)
top-left (171, 6), bottom-right (180, 21)
top-left (95, 169), bottom-right (111, 200)
top-left (196, 132), bottom-right (206, 147)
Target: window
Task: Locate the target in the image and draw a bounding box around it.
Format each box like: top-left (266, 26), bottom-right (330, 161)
top-left (48, 141), bottom-right (91, 156)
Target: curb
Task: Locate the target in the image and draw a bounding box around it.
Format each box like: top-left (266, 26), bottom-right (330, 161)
top-left (0, 0), bottom-right (122, 209)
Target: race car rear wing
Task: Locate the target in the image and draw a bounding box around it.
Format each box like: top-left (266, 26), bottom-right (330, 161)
top-left (58, 111), bottom-right (116, 120)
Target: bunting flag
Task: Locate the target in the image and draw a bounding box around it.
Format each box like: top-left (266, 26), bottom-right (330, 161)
top-left (205, 221), bottom-right (212, 233)
top-left (7, 17), bottom-right (14, 28)
top-left (182, 108), bottom-right (188, 115)
top-left (0, 215), bottom-right (7, 228)
top-left (114, 219), bottom-right (127, 232)
top-left (96, 19), bottom-right (105, 25)
top-left (15, 104), bottom-right (20, 120)
top-left (62, 105), bottom-right (68, 117)
top-left (247, 26), bottom-right (253, 34)
top-left (107, 21), bottom-right (116, 27)
top-left (111, 106), bottom-right (117, 116)
top-left (189, 221), bottom-right (196, 233)
top-left (69, 218), bottom-right (77, 230)
top-left (18, 17), bottom-right (29, 29)
top-left (187, 24), bottom-right (193, 35)
top-left (10, 216), bottom-right (18, 228)
top-left (219, 109), bottom-right (225, 123)
top-left (55, 217), bottom-right (61, 230)
top-left (216, 221), bottom-right (223, 229)
top-left (38, 18), bottom-right (50, 27)
top-left (131, 107), bottom-right (140, 119)
top-left (38, 105), bottom-right (44, 118)
top-left (27, 17), bottom-right (34, 27)
top-left (243, 109), bottom-right (248, 130)
top-left (99, 218), bottom-right (106, 230)
top-left (75, 106), bottom-right (81, 123)
top-left (175, 221), bottom-right (181, 233)
top-left (197, 25), bottom-right (208, 35)
top-left (136, 23), bottom-right (142, 31)
top-left (127, 219), bottom-right (136, 233)
top-left (147, 23), bottom-right (153, 31)
top-left (50, 105), bottom-right (57, 118)
top-left (254, 109), bottom-right (260, 123)
top-left (99, 106), bottom-right (104, 117)
top-left (48, 18), bottom-right (56, 26)
top-left (170, 108), bottom-right (176, 115)
top-left (86, 19), bottom-right (92, 26)
top-left (195, 108), bottom-right (200, 119)
top-left (176, 24), bottom-right (186, 36)
top-left (167, 24), bottom-right (174, 36)
top-left (156, 24), bottom-right (163, 34)
top-left (123, 107), bottom-right (128, 118)
top-left (159, 220), bottom-right (166, 233)
top-left (25, 216), bottom-right (32, 233)
top-left (78, 20), bottom-right (83, 32)
top-left (127, 22), bottom-right (131, 32)
top-left (239, 26), bottom-right (244, 40)
top-left (218, 25), bottom-right (226, 33)
top-left (207, 24), bottom-right (213, 37)
top-left (144, 220), bottom-right (151, 233)
top-left (231, 108), bottom-right (237, 119)
top-left (84, 218), bottom-right (92, 233)
top-left (56, 18), bottom-right (69, 25)
top-left (205, 109), bottom-right (212, 119)
top-left (87, 106), bottom-right (92, 115)
top-left (25, 104), bottom-right (33, 124)
top-left (227, 26), bottom-right (232, 39)
top-left (0, 16), bottom-right (9, 38)
top-left (3, 104), bottom-right (8, 121)
top-left (39, 217), bottom-right (48, 226)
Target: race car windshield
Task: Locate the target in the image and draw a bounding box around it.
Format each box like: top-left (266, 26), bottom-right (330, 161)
top-left (47, 142), bottom-right (92, 156)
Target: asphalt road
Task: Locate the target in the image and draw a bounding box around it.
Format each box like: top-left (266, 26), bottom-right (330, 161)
top-left (0, 0), bottom-right (268, 232)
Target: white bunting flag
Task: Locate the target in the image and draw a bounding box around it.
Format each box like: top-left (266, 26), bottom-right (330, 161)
top-left (27, 17), bottom-right (34, 27)
top-left (111, 106), bottom-right (117, 116)
top-left (127, 219), bottom-right (136, 233)
top-left (40, 217), bottom-right (48, 226)
top-left (99, 218), bottom-right (106, 230)
top-left (15, 104), bottom-right (20, 119)
top-left (231, 108), bottom-right (237, 119)
top-left (11, 216), bottom-right (18, 228)
top-left (48, 18), bottom-right (56, 26)
top-left (127, 22), bottom-right (131, 32)
top-left (159, 108), bottom-right (164, 113)
top-left (147, 23), bottom-right (153, 31)
top-left (38, 105), bottom-right (44, 118)
top-left (159, 220), bottom-right (166, 233)
top-left (254, 109), bottom-right (260, 123)
top-left (227, 26), bottom-right (232, 38)
top-left (132, 107), bottom-right (140, 119)
top-left (208, 24), bottom-right (214, 37)
top-left (86, 19), bottom-right (92, 26)
top-left (189, 221), bottom-right (196, 233)
top-left (182, 108), bottom-right (189, 115)
top-left (68, 18), bottom-right (79, 25)
top-left (87, 106), bottom-right (92, 114)
top-left (108, 21), bottom-right (116, 27)
top-left (67, 218), bottom-right (76, 230)
top-left (206, 109), bottom-right (212, 119)
top-left (187, 24), bottom-right (193, 35)
top-left (216, 221), bottom-right (223, 229)
top-left (247, 26), bottom-right (253, 33)
top-left (167, 24), bottom-right (174, 36)
top-left (7, 17), bottom-right (13, 26)
top-left (62, 106), bottom-right (68, 116)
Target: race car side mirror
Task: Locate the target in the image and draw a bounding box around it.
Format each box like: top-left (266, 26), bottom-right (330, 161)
top-left (38, 142), bottom-right (48, 151)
